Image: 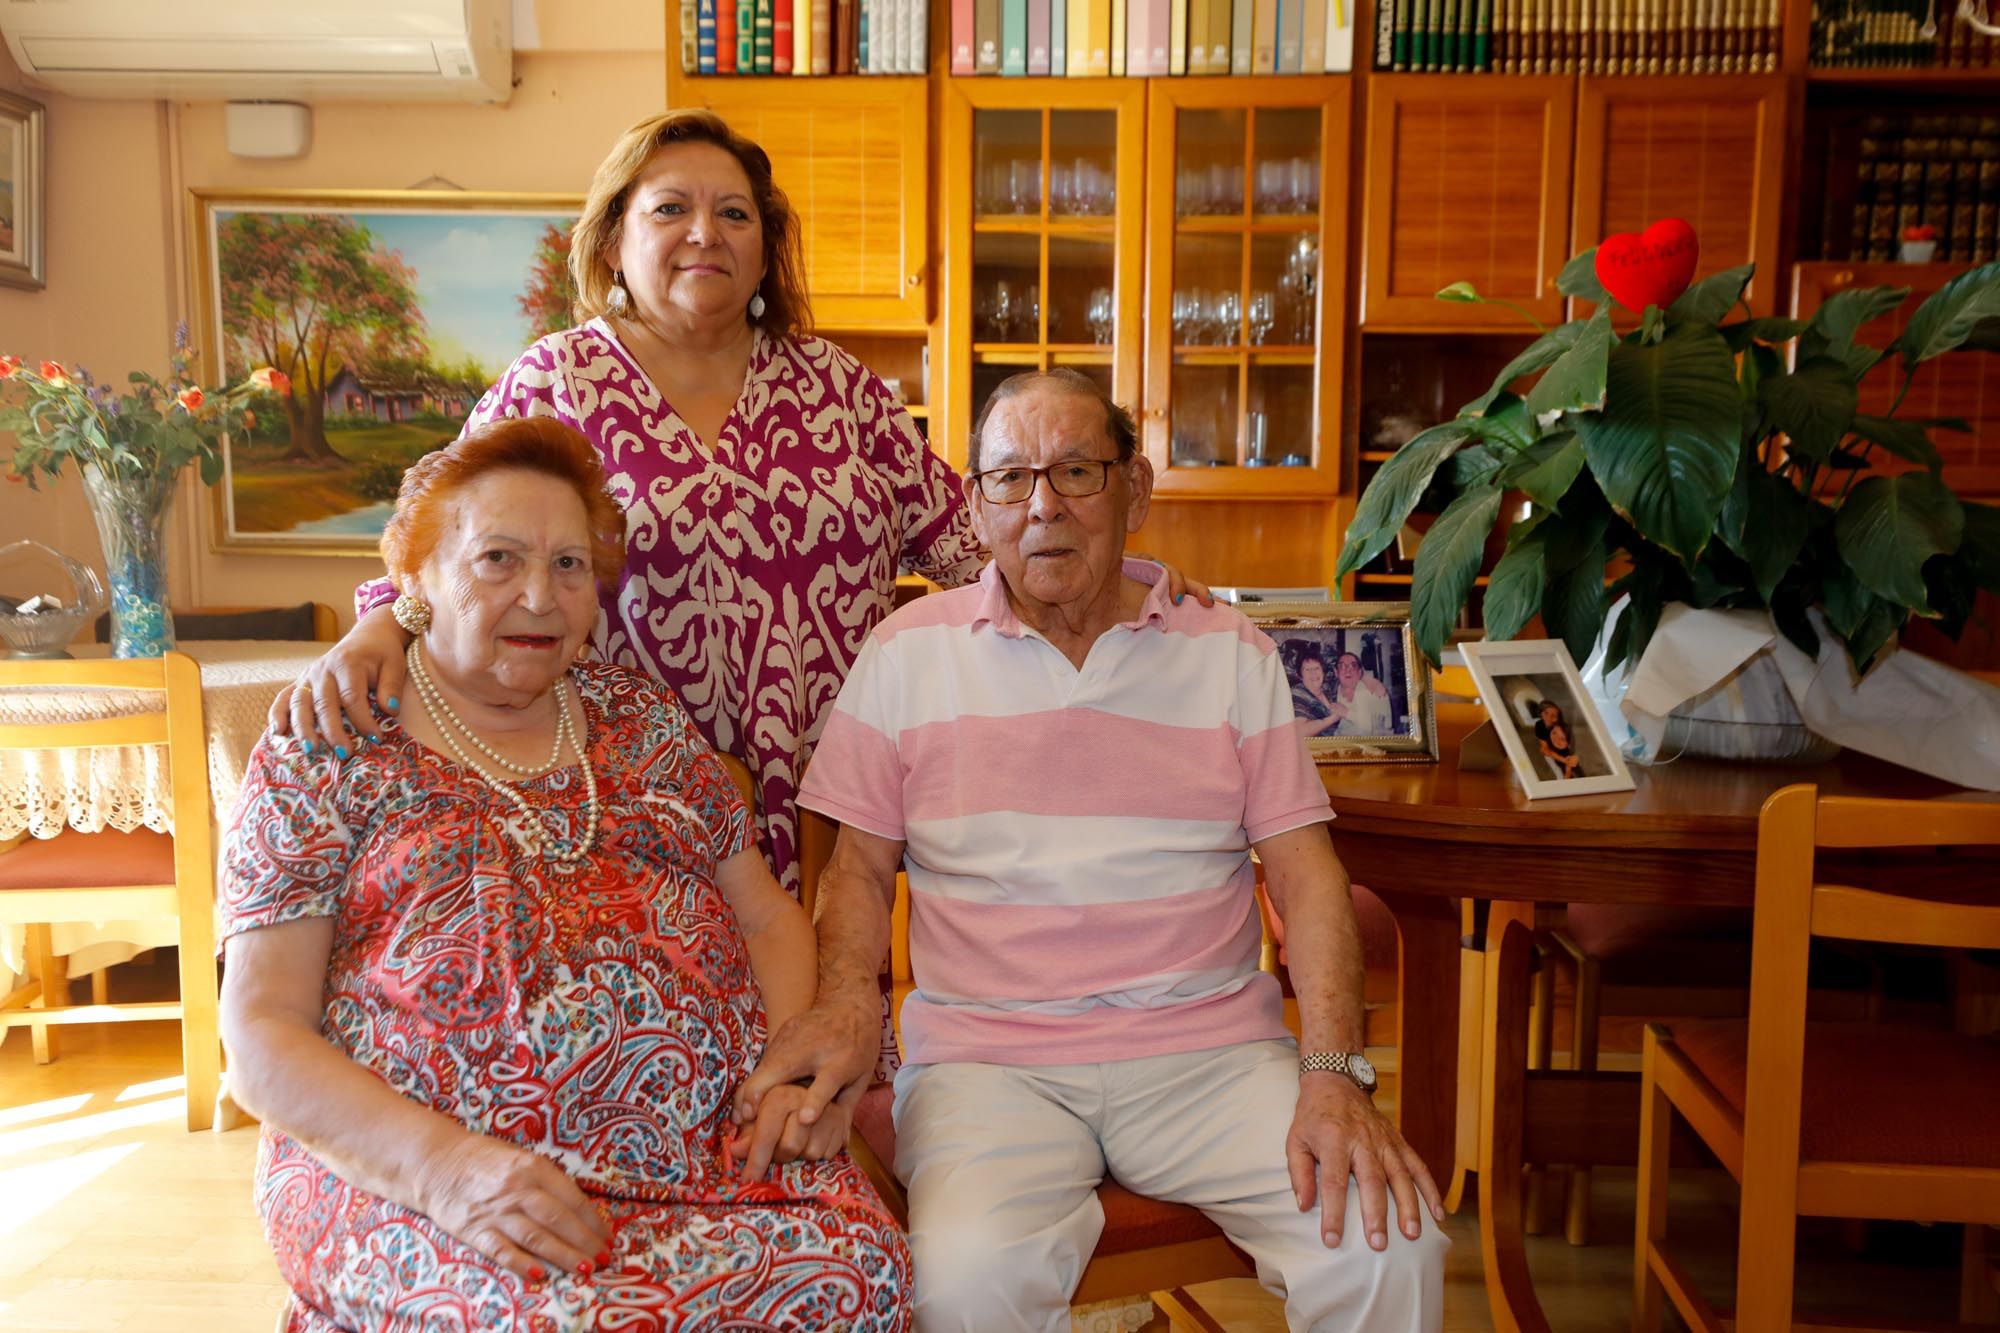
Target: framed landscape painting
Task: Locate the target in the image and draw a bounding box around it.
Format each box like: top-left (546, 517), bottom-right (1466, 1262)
top-left (0, 89), bottom-right (46, 290)
top-left (189, 189), bottom-right (582, 553)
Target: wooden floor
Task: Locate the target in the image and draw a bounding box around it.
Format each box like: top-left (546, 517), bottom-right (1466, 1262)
top-left (0, 1010), bottom-right (1968, 1331)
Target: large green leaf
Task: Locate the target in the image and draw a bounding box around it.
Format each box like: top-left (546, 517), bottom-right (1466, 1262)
top-left (1557, 248), bottom-right (1606, 303)
top-left (1667, 264), bottom-right (1755, 328)
top-left (1451, 444), bottom-right (1505, 488)
top-left (1524, 308), bottom-right (1614, 417)
top-left (1334, 421), bottom-right (1478, 578)
top-left (1499, 432), bottom-right (1585, 510)
top-left (1758, 357), bottom-right (1859, 464)
top-left (1467, 393), bottom-right (1538, 452)
top-left (1848, 415), bottom-right (1942, 474)
top-left (1820, 563), bottom-right (1904, 673)
top-left (1411, 485), bottom-right (1504, 665)
top-left (1834, 471), bottom-right (1966, 614)
top-left (1482, 526), bottom-right (1549, 642)
top-left (1573, 324), bottom-right (1742, 562)
top-left (1896, 261), bottom-right (2000, 368)
top-left (1800, 285), bottom-right (1907, 367)
top-left (1720, 316), bottom-right (1808, 352)
top-left (1460, 320), bottom-right (1592, 417)
top-left (1545, 549), bottom-right (1610, 666)
top-left (1954, 500), bottom-right (2000, 593)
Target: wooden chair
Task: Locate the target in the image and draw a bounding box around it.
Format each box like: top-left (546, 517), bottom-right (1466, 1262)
top-left (1635, 784), bottom-right (2000, 1332)
top-left (800, 805), bottom-right (1257, 1331)
top-left (0, 652), bottom-right (223, 1132)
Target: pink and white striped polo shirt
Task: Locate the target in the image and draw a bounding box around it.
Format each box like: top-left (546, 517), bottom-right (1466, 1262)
top-left (797, 558), bottom-right (1334, 1067)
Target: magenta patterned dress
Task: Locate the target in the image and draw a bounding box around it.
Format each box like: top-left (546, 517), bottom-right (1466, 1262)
top-left (359, 322), bottom-right (984, 900)
top-left (220, 664), bottom-right (912, 1333)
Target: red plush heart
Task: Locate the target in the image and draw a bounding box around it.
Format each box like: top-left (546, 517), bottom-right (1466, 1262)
top-left (1593, 219), bottom-right (1700, 313)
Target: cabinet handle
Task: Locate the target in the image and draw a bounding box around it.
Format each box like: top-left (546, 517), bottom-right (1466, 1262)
top-left (907, 273), bottom-right (922, 288)
top-left (1831, 270), bottom-right (1855, 289)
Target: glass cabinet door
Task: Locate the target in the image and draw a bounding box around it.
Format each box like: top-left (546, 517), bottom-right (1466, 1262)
top-left (946, 85), bottom-right (1145, 469)
top-left (1145, 81), bottom-right (1350, 497)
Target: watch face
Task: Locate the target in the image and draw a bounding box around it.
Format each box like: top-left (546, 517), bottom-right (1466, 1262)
top-left (1351, 1053), bottom-right (1378, 1088)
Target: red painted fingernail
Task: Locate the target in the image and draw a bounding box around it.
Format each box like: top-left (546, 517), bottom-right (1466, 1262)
top-left (594, 1250), bottom-right (611, 1267)
top-left (528, 1265), bottom-right (547, 1282)
top-left (577, 1260), bottom-right (594, 1277)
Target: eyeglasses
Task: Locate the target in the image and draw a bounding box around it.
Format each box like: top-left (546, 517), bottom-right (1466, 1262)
top-left (971, 458), bottom-right (1122, 505)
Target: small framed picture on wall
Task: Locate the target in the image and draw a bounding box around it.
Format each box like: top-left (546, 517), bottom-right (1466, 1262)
top-left (1246, 602), bottom-right (1439, 765)
top-left (1459, 638), bottom-right (1637, 799)
top-left (0, 89), bottom-right (47, 290)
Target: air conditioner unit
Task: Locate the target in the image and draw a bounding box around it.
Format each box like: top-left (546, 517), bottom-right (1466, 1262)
top-left (0, 0), bottom-right (512, 103)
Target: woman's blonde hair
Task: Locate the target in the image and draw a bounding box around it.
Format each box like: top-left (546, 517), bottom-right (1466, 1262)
top-left (568, 109), bottom-right (811, 339)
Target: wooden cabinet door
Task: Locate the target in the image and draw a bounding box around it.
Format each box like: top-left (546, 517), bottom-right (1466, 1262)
top-left (1361, 75), bottom-right (1575, 331)
top-left (685, 80), bottom-right (930, 330)
top-left (1573, 76), bottom-right (1788, 318)
top-left (1141, 77), bottom-right (1351, 499)
top-left (1792, 261), bottom-right (2000, 499)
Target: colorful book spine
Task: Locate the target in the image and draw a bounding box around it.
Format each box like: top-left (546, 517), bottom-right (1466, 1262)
top-left (1113, 0), bottom-right (1130, 73)
top-left (1253, 0), bottom-right (1278, 68)
top-left (1150, 0), bottom-right (1172, 68)
top-left (1279, 0), bottom-right (1303, 67)
top-left (1002, 0), bottom-right (1028, 71)
top-left (978, 0), bottom-right (1003, 69)
top-left (1029, 0), bottom-right (1052, 70)
top-left (1302, 0), bottom-right (1327, 70)
top-left (1067, 0), bottom-right (1092, 71)
top-left (682, 0), bottom-right (700, 71)
top-left (699, 0), bottom-right (720, 70)
top-left (1392, 0), bottom-right (1412, 65)
top-left (1126, 0), bottom-right (1151, 70)
top-left (738, 0), bottom-right (757, 68)
top-left (1089, 0), bottom-right (1112, 73)
top-left (1211, 0), bottom-right (1234, 73)
top-left (775, 0), bottom-right (795, 70)
top-left (1171, 0), bottom-right (1191, 71)
top-left (1189, 0), bottom-right (1212, 69)
top-left (1052, 0), bottom-right (1069, 70)
top-left (859, 0), bottom-right (870, 71)
top-left (1328, 0), bottom-right (1353, 67)
top-left (1472, 0), bottom-right (1490, 66)
top-left (813, 0), bottom-right (833, 69)
top-left (953, 0), bottom-right (976, 68)
top-left (793, 0), bottom-right (814, 71)
top-left (1232, 0), bottom-right (1255, 69)
top-left (718, 0), bottom-right (739, 70)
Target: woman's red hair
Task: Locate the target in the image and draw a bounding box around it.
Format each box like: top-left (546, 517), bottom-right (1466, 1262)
top-left (380, 417), bottom-right (626, 589)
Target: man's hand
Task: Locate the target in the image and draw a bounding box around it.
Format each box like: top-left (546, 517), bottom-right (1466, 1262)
top-left (729, 1077), bottom-right (866, 1180)
top-left (1286, 1074), bottom-right (1443, 1251)
top-left (732, 997), bottom-right (879, 1176)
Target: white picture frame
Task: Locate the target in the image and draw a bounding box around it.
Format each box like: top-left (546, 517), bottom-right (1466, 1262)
top-left (1459, 638), bottom-right (1636, 798)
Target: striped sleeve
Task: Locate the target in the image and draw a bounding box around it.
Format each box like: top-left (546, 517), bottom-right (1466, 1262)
top-left (1235, 631), bottom-right (1334, 843)
top-left (797, 633), bottom-right (909, 842)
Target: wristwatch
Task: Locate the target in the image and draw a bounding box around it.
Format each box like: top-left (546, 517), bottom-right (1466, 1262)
top-left (1300, 1051), bottom-right (1377, 1095)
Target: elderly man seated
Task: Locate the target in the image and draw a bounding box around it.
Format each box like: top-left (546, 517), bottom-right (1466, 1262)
top-left (736, 368), bottom-right (1448, 1331)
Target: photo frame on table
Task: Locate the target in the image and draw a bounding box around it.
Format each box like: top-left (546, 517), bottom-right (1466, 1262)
top-left (1458, 638), bottom-right (1637, 798)
top-left (0, 89), bottom-right (47, 291)
top-left (1246, 602), bottom-right (1438, 765)
top-left (187, 189), bottom-right (583, 555)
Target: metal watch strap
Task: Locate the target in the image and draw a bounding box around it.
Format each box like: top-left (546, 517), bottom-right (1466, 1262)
top-left (1300, 1051), bottom-right (1369, 1090)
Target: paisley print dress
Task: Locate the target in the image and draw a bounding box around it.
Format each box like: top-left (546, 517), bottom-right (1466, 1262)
top-left (358, 323), bottom-right (985, 899)
top-left (220, 664), bottom-right (912, 1333)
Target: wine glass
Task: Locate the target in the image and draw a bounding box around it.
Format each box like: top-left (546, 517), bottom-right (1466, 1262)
top-left (990, 279), bottom-right (1017, 341)
top-left (1248, 291), bottom-right (1276, 346)
top-left (1216, 290), bottom-right (1243, 347)
top-left (1086, 287), bottom-right (1114, 345)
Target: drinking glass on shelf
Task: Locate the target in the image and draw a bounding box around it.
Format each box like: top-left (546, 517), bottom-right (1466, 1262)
top-left (989, 279), bottom-right (1018, 341)
top-left (1248, 291), bottom-right (1276, 345)
top-left (1245, 411), bottom-right (1270, 467)
top-left (1049, 161), bottom-right (1074, 216)
top-left (1209, 163), bottom-right (1242, 215)
top-left (1021, 282), bottom-right (1042, 342)
top-left (1086, 287), bottom-right (1115, 345)
top-left (1009, 159), bottom-right (1041, 215)
top-left (1216, 290), bottom-right (1243, 347)
top-left (1290, 157), bottom-right (1319, 213)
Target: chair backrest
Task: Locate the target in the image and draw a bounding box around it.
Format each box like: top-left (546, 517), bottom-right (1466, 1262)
top-left (1740, 784), bottom-right (2000, 1182)
top-left (0, 652), bottom-right (217, 919)
top-left (94, 602), bottom-right (338, 644)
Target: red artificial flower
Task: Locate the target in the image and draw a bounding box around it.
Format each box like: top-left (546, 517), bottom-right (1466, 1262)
top-left (38, 360), bottom-right (71, 387)
top-left (5, 472), bottom-right (24, 484)
top-left (0, 354), bottom-right (21, 378)
top-left (176, 386), bottom-right (205, 412)
top-left (242, 408), bottom-right (257, 429)
top-left (249, 367), bottom-right (292, 395)
top-left (1903, 224), bottom-right (1938, 243)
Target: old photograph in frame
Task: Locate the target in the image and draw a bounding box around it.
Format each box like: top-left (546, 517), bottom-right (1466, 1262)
top-left (1247, 602), bottom-right (1438, 765)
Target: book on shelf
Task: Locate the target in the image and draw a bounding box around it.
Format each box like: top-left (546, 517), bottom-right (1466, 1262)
top-left (1051, 0), bottom-right (1068, 71)
top-left (1210, 0), bottom-right (1235, 75)
top-left (1089, 0), bottom-right (1113, 74)
top-left (1028, 0), bottom-right (1051, 71)
top-left (858, 0), bottom-right (870, 70)
top-left (1233, 0), bottom-right (1256, 70)
top-left (682, 0), bottom-right (700, 71)
top-left (977, 0), bottom-right (1002, 69)
top-left (1067, 0), bottom-right (1090, 71)
top-left (1149, 0), bottom-right (1174, 72)
top-left (1279, 0), bottom-right (1304, 69)
top-left (1253, 0), bottom-right (1279, 69)
top-left (775, 0), bottom-right (794, 71)
top-left (953, 0), bottom-right (976, 68)
top-left (1001, 0), bottom-right (1027, 72)
top-left (698, 0), bottom-right (719, 71)
top-left (1172, 0), bottom-right (1192, 73)
top-left (793, 0), bottom-right (813, 72)
top-left (1841, 114), bottom-right (2000, 264)
top-left (1329, 0), bottom-right (1355, 68)
top-left (738, 0), bottom-right (757, 69)
top-left (813, 0), bottom-right (833, 69)
top-left (1303, 0), bottom-right (1328, 71)
top-left (1112, 0), bottom-right (1130, 72)
top-left (717, 0), bottom-right (739, 70)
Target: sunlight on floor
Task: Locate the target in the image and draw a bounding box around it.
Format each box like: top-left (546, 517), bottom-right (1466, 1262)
top-left (0, 1089), bottom-right (184, 1157)
top-left (0, 1141), bottom-right (145, 1240)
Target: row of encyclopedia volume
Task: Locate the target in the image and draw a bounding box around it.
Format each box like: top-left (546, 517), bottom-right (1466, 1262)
top-left (949, 0), bottom-right (1358, 74)
top-left (1811, 0), bottom-right (2000, 68)
top-left (680, 0), bottom-right (930, 73)
top-left (1377, 0), bottom-right (1782, 72)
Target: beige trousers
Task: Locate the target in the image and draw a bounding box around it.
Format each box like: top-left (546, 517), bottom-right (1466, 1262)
top-left (891, 1038), bottom-right (1449, 1333)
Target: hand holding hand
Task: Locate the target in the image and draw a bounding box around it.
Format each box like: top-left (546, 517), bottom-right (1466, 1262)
top-left (413, 1133), bottom-right (611, 1281)
top-left (732, 998), bottom-right (879, 1171)
top-left (1286, 1075), bottom-right (1443, 1252)
top-left (729, 1077), bottom-right (865, 1180)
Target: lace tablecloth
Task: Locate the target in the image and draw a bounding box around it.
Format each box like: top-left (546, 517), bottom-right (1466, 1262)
top-left (0, 640), bottom-right (325, 989)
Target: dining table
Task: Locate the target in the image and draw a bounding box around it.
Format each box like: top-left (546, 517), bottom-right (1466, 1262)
top-left (1319, 699), bottom-right (1996, 1333)
top-left (0, 639), bottom-right (326, 995)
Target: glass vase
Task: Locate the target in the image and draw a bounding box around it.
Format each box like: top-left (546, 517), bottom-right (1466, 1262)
top-left (79, 465), bottom-right (176, 659)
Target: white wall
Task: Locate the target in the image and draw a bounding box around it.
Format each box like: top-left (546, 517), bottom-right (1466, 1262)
top-left (0, 2), bottom-right (666, 628)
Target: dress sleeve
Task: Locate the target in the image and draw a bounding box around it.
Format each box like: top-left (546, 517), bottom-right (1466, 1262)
top-left (853, 369), bottom-right (986, 590)
top-left (217, 737), bottom-right (356, 945)
top-left (353, 337), bottom-right (574, 619)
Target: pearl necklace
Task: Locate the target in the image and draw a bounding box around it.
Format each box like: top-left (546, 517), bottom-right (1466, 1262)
top-left (404, 640), bottom-right (601, 869)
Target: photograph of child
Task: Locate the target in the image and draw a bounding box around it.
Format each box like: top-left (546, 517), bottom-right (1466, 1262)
top-left (1506, 675), bottom-right (1609, 782)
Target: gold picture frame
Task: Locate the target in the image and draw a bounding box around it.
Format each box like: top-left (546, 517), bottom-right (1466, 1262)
top-left (1245, 601), bottom-right (1439, 765)
top-left (187, 188), bottom-right (583, 555)
top-left (0, 89), bottom-right (47, 291)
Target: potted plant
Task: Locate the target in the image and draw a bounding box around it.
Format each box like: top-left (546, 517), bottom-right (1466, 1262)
top-left (0, 327), bottom-right (288, 657)
top-left (1336, 244), bottom-right (2000, 692)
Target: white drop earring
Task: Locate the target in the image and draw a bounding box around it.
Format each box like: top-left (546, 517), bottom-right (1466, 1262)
top-left (748, 291), bottom-right (767, 320)
top-left (607, 270), bottom-right (629, 316)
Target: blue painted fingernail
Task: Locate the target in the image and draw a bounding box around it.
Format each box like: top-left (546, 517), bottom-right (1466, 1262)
top-left (335, 745), bottom-right (349, 761)
top-left (385, 696), bottom-right (400, 711)
top-left (1174, 593), bottom-right (1184, 604)
top-left (301, 739), bottom-right (315, 755)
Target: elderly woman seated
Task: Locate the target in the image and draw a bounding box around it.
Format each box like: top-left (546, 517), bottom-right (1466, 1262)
top-left (217, 417), bottom-right (910, 1332)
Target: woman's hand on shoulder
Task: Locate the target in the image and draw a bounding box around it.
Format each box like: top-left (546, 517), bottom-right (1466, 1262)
top-left (1133, 554), bottom-right (1214, 608)
top-left (267, 605), bottom-right (411, 754)
top-left (413, 1133), bottom-right (612, 1281)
